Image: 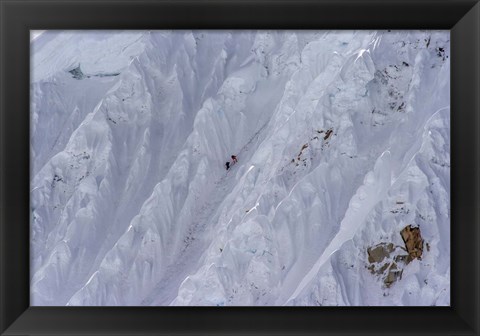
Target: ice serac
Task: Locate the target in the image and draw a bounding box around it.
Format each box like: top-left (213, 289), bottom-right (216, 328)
top-left (30, 30), bottom-right (450, 306)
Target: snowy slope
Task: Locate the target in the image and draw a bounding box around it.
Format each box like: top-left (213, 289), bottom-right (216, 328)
top-left (30, 30), bottom-right (450, 306)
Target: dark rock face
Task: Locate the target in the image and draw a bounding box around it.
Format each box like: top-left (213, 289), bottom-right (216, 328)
top-left (367, 243), bottom-right (395, 263)
top-left (367, 225), bottom-right (425, 288)
top-left (68, 65), bottom-right (86, 80)
top-left (367, 242), bottom-right (404, 288)
top-left (400, 225), bottom-right (424, 260)
top-left (68, 65), bottom-right (120, 80)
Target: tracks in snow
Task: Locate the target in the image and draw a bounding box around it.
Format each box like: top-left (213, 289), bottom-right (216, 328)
top-left (141, 121), bottom-right (269, 305)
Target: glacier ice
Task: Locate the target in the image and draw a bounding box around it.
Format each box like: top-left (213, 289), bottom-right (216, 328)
top-left (30, 30), bottom-right (450, 306)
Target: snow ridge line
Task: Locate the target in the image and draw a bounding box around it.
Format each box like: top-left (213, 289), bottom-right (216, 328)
top-left (282, 150), bottom-right (392, 305)
top-left (391, 106), bottom-right (449, 186)
top-left (142, 118), bottom-right (271, 305)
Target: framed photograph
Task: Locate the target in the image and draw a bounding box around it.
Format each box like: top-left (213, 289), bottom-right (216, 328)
top-left (1, 0), bottom-right (479, 335)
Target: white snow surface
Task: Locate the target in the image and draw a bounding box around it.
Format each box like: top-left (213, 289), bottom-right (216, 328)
top-left (30, 30), bottom-right (450, 306)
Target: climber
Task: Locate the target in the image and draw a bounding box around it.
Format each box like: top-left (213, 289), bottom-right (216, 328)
top-left (225, 161), bottom-right (231, 170)
top-left (231, 155), bottom-right (238, 164)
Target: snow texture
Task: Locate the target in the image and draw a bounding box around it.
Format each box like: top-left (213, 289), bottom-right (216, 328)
top-left (30, 30), bottom-right (450, 306)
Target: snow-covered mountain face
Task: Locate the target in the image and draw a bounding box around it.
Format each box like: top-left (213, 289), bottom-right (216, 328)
top-left (30, 30), bottom-right (450, 306)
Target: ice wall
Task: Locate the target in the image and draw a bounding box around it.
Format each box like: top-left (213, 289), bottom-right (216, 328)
top-left (30, 30), bottom-right (450, 306)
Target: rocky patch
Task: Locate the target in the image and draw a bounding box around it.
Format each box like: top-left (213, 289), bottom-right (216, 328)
top-left (400, 225), bottom-right (424, 261)
top-left (367, 225), bottom-right (425, 288)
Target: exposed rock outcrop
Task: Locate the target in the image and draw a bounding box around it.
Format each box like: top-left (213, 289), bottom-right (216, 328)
top-left (400, 225), bottom-right (424, 261)
top-left (367, 225), bottom-right (425, 288)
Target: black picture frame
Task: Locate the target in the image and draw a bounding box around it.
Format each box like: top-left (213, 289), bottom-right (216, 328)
top-left (1, 0), bottom-right (479, 335)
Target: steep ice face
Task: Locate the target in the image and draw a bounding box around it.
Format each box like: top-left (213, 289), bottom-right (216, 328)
top-left (30, 30), bottom-right (450, 306)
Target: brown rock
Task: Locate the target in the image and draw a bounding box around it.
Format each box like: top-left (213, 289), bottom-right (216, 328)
top-left (400, 225), bottom-right (424, 260)
top-left (367, 243), bottom-right (395, 263)
top-left (378, 262), bottom-right (390, 274)
top-left (324, 129), bottom-right (333, 140)
top-left (384, 262), bottom-right (403, 287)
top-left (394, 254), bottom-right (411, 265)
